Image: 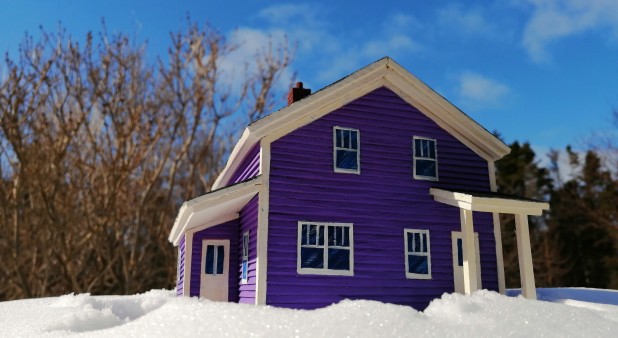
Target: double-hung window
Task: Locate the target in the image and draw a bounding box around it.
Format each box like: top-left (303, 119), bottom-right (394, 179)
top-left (413, 136), bottom-right (438, 180)
top-left (334, 127), bottom-right (360, 173)
top-left (404, 229), bottom-right (431, 279)
top-left (241, 231), bottom-right (249, 283)
top-left (297, 222), bottom-right (353, 275)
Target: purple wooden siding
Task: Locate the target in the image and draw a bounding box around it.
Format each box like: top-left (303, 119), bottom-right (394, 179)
top-left (227, 143), bottom-right (261, 185)
top-left (266, 87), bottom-right (497, 310)
top-left (176, 234), bottom-right (186, 296)
top-left (190, 219), bottom-right (240, 302)
top-left (238, 195), bottom-right (259, 304)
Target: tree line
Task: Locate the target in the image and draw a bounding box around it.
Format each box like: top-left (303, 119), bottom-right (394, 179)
top-left (0, 22), bottom-right (292, 300)
top-left (496, 134), bottom-right (618, 289)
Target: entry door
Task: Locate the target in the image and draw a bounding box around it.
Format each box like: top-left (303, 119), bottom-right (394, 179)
top-left (200, 240), bottom-right (230, 301)
top-left (451, 231), bottom-right (482, 293)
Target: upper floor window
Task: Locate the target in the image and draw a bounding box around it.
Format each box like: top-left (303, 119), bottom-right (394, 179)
top-left (413, 136), bottom-right (438, 180)
top-left (334, 127), bottom-right (360, 174)
top-left (297, 222), bottom-right (354, 276)
top-left (404, 229), bottom-right (431, 279)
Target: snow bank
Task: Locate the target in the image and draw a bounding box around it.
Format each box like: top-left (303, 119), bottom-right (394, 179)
top-left (1, 289), bottom-right (617, 337)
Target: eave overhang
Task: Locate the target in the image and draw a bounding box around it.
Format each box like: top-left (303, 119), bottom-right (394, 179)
top-left (168, 176), bottom-right (262, 246)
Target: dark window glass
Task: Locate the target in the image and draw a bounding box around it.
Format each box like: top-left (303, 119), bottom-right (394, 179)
top-left (336, 150), bottom-right (358, 170)
top-left (422, 233), bottom-right (428, 253)
top-left (343, 129), bottom-right (350, 148)
top-left (415, 159), bottom-right (436, 178)
top-left (457, 238), bottom-right (463, 267)
top-left (328, 248), bottom-right (350, 270)
top-left (342, 226), bottom-right (350, 247)
top-left (408, 255), bottom-right (428, 274)
top-left (350, 131), bottom-right (358, 150)
top-left (414, 232), bottom-right (421, 252)
top-left (216, 245), bottom-right (224, 275)
top-left (308, 224), bottom-right (317, 245)
top-left (301, 247), bottom-right (324, 268)
top-left (336, 129), bottom-right (343, 147)
top-left (205, 245), bottom-right (214, 274)
top-left (407, 232), bottom-right (413, 253)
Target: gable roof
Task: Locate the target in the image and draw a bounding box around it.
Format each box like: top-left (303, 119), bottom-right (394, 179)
top-left (213, 57), bottom-right (510, 190)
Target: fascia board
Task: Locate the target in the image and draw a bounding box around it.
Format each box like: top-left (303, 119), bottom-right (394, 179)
top-left (212, 129), bottom-right (258, 190)
top-left (383, 63), bottom-right (510, 161)
top-left (430, 188), bottom-right (550, 216)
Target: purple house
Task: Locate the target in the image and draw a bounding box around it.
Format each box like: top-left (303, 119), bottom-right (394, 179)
top-left (168, 57), bottom-right (549, 310)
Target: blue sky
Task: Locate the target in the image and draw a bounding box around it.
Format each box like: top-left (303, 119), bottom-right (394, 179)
top-left (2, 0), bottom-right (618, 158)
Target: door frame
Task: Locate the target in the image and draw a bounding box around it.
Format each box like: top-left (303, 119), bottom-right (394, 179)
top-left (200, 239), bottom-right (230, 301)
top-left (451, 231), bottom-right (482, 293)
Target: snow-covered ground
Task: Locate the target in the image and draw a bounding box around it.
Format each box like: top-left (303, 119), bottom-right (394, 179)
top-left (1, 288), bottom-right (617, 337)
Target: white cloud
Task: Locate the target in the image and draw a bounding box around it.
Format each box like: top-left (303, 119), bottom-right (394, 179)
top-left (437, 4), bottom-right (494, 37)
top-left (457, 72), bottom-right (510, 109)
top-left (522, 0), bottom-right (618, 62)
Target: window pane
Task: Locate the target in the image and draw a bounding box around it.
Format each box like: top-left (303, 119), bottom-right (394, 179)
top-left (328, 226), bottom-right (334, 246)
top-left (407, 232), bottom-right (412, 253)
top-left (328, 248), bottom-right (350, 270)
top-left (301, 224), bottom-right (308, 245)
top-left (343, 130), bottom-right (350, 148)
top-left (350, 131), bottom-right (358, 150)
top-left (205, 245), bottom-right (214, 274)
top-left (428, 140), bottom-right (436, 159)
top-left (301, 247), bottom-right (324, 268)
top-left (416, 159), bottom-right (436, 178)
top-left (216, 245), bottom-right (224, 275)
top-left (414, 233), bottom-right (421, 252)
top-left (457, 238), bottom-right (463, 267)
top-left (342, 226), bottom-right (350, 247)
top-left (422, 233), bottom-right (428, 253)
top-left (414, 139), bottom-right (421, 156)
top-left (336, 129), bottom-right (343, 147)
top-left (408, 254), bottom-right (428, 274)
top-left (336, 150), bottom-right (358, 170)
top-left (318, 226), bottom-right (324, 246)
top-left (308, 224), bottom-right (317, 245)
top-left (242, 261), bottom-right (248, 280)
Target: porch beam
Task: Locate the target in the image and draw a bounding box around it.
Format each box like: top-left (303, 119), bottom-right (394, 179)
top-left (460, 209), bottom-right (479, 294)
top-left (515, 213), bottom-right (537, 300)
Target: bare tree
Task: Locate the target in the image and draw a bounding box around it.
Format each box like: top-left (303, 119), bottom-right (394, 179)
top-left (0, 21), bottom-right (293, 300)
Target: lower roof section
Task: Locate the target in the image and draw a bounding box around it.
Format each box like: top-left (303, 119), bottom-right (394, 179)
top-left (168, 176), bottom-right (262, 246)
top-left (430, 188), bottom-right (549, 216)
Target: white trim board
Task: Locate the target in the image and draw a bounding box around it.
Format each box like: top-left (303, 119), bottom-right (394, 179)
top-left (430, 188), bottom-right (550, 216)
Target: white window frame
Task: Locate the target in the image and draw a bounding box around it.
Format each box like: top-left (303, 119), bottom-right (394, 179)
top-left (333, 126), bottom-right (360, 174)
top-left (241, 231), bottom-right (249, 284)
top-left (404, 229), bottom-right (432, 279)
top-left (297, 222), bottom-right (354, 276)
top-left (413, 136), bottom-right (438, 181)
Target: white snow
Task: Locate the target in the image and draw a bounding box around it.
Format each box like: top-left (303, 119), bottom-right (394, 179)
top-left (1, 289), bottom-right (617, 337)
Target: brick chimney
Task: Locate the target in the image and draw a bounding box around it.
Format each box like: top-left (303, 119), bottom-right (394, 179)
top-left (287, 82), bottom-right (311, 105)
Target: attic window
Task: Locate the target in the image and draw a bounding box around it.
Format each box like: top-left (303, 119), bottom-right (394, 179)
top-left (333, 127), bottom-right (360, 174)
top-left (413, 136), bottom-right (438, 180)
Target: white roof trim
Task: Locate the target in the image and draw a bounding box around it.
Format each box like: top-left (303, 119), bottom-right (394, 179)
top-left (212, 57), bottom-right (510, 190)
top-left (430, 188), bottom-right (550, 216)
top-left (169, 176), bottom-right (262, 246)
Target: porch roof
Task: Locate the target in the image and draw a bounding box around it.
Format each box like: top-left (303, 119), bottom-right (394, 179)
top-left (168, 176), bottom-right (262, 246)
top-left (430, 188), bottom-right (549, 216)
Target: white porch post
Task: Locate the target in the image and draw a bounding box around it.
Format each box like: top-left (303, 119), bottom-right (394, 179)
top-left (514, 213), bottom-right (537, 300)
top-left (460, 208), bottom-right (479, 294)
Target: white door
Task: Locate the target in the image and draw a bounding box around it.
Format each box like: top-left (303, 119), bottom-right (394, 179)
top-left (200, 240), bottom-right (230, 301)
top-left (452, 231), bottom-right (482, 293)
